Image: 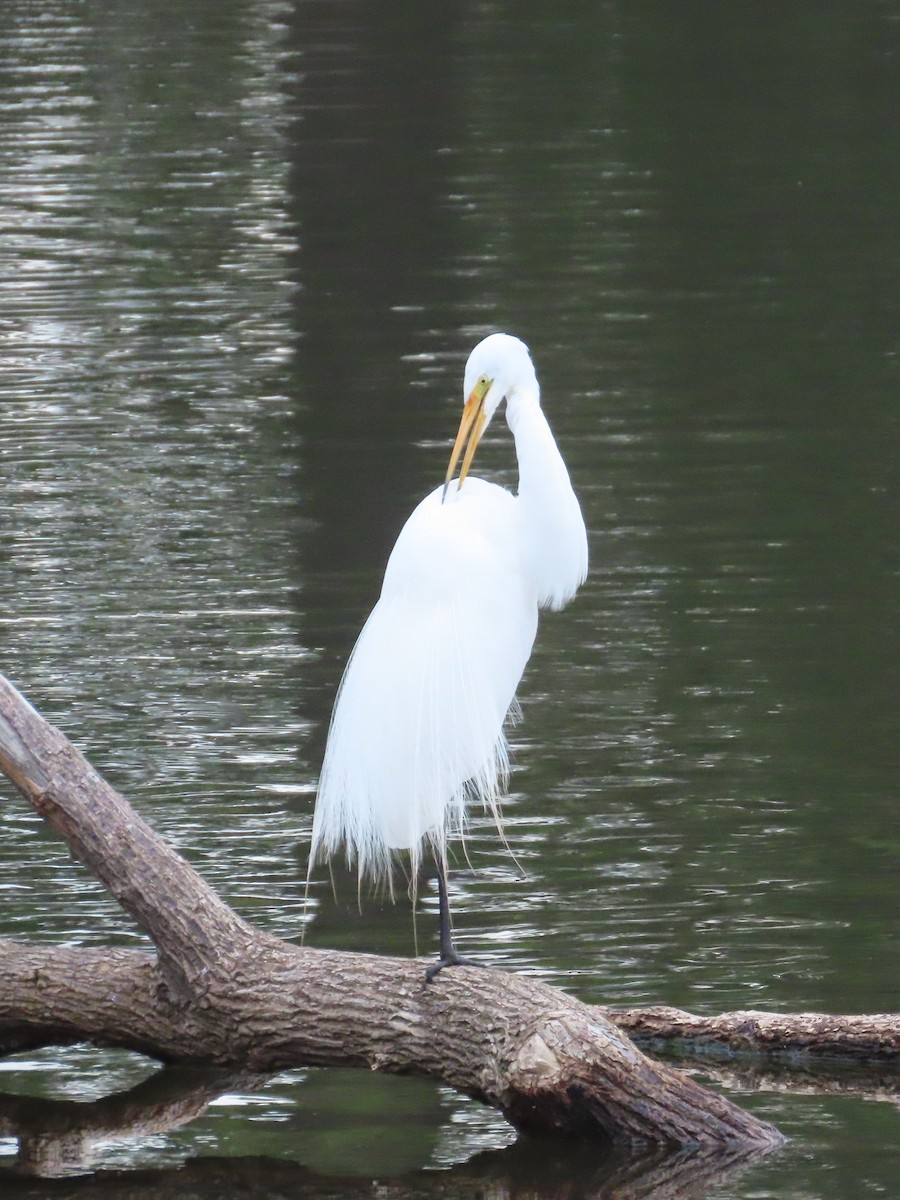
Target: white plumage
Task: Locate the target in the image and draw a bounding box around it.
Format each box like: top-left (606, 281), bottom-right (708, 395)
top-left (309, 333), bottom-right (587, 970)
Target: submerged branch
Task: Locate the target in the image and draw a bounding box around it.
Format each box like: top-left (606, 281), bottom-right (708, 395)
top-left (601, 1005), bottom-right (899, 1064)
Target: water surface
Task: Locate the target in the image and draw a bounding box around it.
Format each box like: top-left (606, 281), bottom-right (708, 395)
top-left (0, 0), bottom-right (897, 1194)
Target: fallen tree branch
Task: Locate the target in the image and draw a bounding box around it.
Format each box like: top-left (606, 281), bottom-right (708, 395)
top-left (0, 671), bottom-right (788, 1149)
top-left (0, 933), bottom-right (780, 1149)
top-left (600, 1005), bottom-right (899, 1063)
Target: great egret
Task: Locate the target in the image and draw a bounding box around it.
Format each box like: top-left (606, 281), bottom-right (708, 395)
top-left (310, 333), bottom-right (588, 977)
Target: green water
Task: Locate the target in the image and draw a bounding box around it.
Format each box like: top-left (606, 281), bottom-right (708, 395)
top-left (0, 0), bottom-right (897, 1194)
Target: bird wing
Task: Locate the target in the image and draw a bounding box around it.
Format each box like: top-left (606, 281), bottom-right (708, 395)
top-left (311, 480), bottom-right (538, 883)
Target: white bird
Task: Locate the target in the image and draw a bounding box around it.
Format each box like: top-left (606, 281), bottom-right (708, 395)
top-left (309, 333), bottom-right (588, 977)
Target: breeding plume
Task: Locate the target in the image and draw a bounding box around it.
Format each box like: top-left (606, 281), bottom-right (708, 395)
top-left (310, 333), bottom-right (588, 976)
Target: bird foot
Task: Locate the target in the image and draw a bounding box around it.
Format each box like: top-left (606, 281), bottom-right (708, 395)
top-left (425, 949), bottom-right (483, 983)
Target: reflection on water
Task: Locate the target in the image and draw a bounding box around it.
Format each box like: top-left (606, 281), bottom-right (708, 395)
top-left (0, 0), bottom-right (898, 1193)
top-left (0, 1055), bottom-right (781, 1192)
top-left (0, 0), bottom-right (310, 949)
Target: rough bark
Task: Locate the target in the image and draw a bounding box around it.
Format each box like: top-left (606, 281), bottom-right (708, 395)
top-left (0, 668), bottom-right (840, 1152)
top-left (0, 934), bottom-right (780, 1149)
top-left (601, 1005), bottom-right (900, 1063)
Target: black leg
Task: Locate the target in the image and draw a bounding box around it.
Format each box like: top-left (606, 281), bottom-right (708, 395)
top-left (436, 861), bottom-right (455, 962)
top-left (425, 857), bottom-right (482, 982)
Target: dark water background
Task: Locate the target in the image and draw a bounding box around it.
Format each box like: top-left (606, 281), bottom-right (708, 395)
top-left (0, 0), bottom-right (897, 1195)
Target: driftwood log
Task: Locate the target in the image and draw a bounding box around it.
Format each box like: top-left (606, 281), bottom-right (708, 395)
top-left (603, 1005), bottom-right (899, 1063)
top-left (0, 671), bottom-right (892, 1153)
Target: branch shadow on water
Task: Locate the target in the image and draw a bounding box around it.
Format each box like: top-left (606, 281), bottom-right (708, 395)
top-left (0, 1063), bottom-right (776, 1198)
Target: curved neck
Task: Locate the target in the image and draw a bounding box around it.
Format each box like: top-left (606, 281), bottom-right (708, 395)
top-left (506, 386), bottom-right (588, 611)
top-left (506, 386), bottom-right (567, 498)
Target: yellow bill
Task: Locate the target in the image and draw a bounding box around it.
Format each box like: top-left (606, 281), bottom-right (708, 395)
top-left (442, 376), bottom-right (492, 502)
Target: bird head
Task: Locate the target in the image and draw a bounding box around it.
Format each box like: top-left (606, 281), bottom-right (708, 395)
top-left (443, 333), bottom-right (536, 501)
